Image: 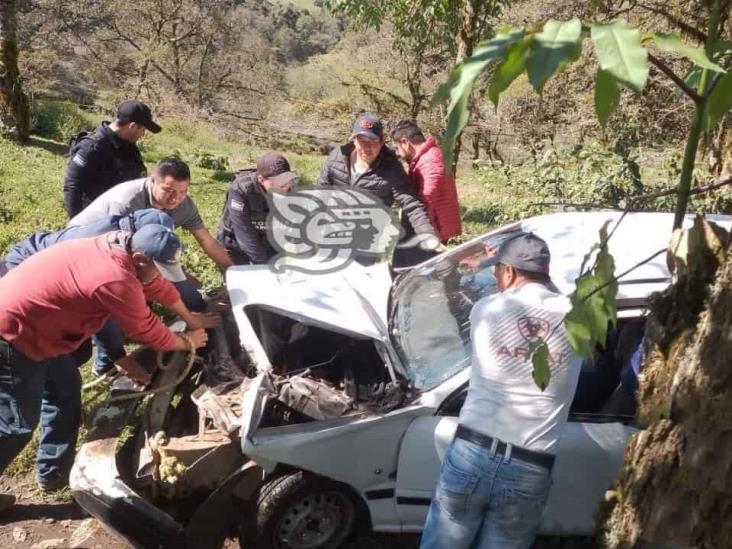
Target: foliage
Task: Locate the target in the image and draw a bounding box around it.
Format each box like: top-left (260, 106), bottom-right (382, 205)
top-left (30, 100), bottom-right (91, 142)
top-left (434, 15), bottom-right (731, 176)
top-left (564, 221), bottom-right (618, 358)
top-left (190, 150), bottom-right (230, 171)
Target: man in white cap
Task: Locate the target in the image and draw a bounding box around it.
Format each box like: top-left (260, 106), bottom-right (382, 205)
top-left (420, 232), bottom-right (581, 548)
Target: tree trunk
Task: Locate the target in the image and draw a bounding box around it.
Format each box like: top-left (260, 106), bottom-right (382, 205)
top-left (450, 0), bottom-right (484, 172)
top-left (601, 217), bottom-right (732, 548)
top-left (0, 0), bottom-right (30, 142)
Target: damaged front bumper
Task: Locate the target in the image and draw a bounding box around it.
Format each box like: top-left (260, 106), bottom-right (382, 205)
top-left (71, 332), bottom-right (263, 549)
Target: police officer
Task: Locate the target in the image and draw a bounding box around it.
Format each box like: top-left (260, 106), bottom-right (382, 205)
top-left (217, 152), bottom-right (297, 265)
top-left (63, 100), bottom-right (161, 218)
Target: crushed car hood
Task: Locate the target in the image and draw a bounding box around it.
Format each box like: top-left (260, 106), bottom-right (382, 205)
top-left (227, 261), bottom-right (392, 342)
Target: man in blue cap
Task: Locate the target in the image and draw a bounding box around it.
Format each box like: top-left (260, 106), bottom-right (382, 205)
top-left (0, 213), bottom-right (216, 494)
top-left (2, 208), bottom-right (207, 376)
top-left (0, 225), bottom-right (211, 508)
top-left (420, 232), bottom-right (581, 549)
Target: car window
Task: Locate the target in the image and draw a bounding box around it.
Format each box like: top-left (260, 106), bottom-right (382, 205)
top-left (390, 232), bottom-right (519, 390)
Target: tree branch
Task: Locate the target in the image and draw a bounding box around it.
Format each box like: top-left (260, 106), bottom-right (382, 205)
top-left (649, 53), bottom-right (703, 103)
top-left (636, 2), bottom-right (707, 43)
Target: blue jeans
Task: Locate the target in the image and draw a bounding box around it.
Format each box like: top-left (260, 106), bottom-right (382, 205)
top-left (0, 342), bottom-right (80, 482)
top-left (420, 435), bottom-right (552, 549)
top-left (92, 279), bottom-right (205, 374)
top-left (37, 355), bottom-right (81, 482)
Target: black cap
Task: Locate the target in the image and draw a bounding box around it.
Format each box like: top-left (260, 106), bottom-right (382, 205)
top-left (115, 100), bottom-right (162, 133)
top-left (350, 114), bottom-right (383, 140)
top-left (484, 232), bottom-right (551, 274)
top-left (256, 152), bottom-right (297, 185)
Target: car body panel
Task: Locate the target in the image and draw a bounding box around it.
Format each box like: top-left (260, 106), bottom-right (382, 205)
top-left (394, 416), bottom-right (637, 535)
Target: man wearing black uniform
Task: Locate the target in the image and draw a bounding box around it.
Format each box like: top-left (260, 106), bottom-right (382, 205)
top-left (217, 152), bottom-right (297, 265)
top-left (62, 100), bottom-right (161, 218)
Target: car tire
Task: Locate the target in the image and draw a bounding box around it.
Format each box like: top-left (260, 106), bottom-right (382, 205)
top-left (243, 471), bottom-right (364, 549)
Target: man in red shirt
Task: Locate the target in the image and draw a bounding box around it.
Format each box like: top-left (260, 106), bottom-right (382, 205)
top-left (391, 120), bottom-right (462, 244)
top-left (0, 225), bottom-right (208, 509)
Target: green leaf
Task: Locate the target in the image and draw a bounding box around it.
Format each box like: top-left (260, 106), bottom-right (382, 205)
top-left (651, 32), bottom-right (726, 73)
top-left (434, 29), bottom-right (524, 168)
top-left (563, 223), bottom-right (618, 357)
top-left (706, 71), bottom-right (732, 131)
top-left (529, 339), bottom-right (551, 391)
top-left (489, 37), bottom-right (531, 106)
top-left (591, 0), bottom-right (604, 6)
top-left (595, 69), bottom-right (620, 127)
top-left (526, 18), bottom-right (582, 94)
top-left (564, 302), bottom-right (594, 358)
top-left (591, 21), bottom-right (649, 93)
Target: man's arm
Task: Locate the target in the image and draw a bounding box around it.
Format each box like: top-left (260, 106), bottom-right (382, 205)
top-left (166, 298), bottom-right (220, 330)
top-left (190, 227), bottom-right (234, 270)
top-left (63, 140), bottom-right (101, 218)
top-left (391, 167), bottom-right (436, 236)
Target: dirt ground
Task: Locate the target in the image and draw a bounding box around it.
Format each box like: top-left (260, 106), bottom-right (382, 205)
top-left (0, 475), bottom-right (596, 548)
top-left (0, 476), bottom-right (125, 549)
top-left (0, 475), bottom-right (417, 549)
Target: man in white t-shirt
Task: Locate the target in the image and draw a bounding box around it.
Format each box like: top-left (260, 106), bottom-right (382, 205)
top-left (420, 232), bottom-right (582, 549)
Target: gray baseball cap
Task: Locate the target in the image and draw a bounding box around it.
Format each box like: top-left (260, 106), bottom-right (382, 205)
top-left (484, 232), bottom-right (551, 274)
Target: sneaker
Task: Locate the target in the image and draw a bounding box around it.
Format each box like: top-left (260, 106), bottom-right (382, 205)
top-left (0, 493), bottom-right (16, 512)
top-left (37, 472), bottom-right (69, 493)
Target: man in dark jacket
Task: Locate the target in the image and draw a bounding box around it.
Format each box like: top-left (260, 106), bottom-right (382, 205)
top-left (316, 114), bottom-right (437, 247)
top-left (217, 152), bottom-right (296, 265)
top-left (62, 100), bottom-right (160, 218)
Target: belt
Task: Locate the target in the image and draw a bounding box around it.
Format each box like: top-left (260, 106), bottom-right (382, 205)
top-left (455, 424), bottom-right (555, 471)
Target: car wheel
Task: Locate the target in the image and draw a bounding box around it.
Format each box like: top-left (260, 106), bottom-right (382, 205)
top-left (247, 471), bottom-right (362, 549)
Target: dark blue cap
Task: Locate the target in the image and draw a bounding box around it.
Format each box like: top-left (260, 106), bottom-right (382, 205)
top-left (484, 232), bottom-right (551, 274)
top-left (351, 113), bottom-right (383, 140)
top-left (130, 224), bottom-right (185, 282)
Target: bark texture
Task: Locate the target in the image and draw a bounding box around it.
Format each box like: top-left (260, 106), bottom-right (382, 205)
top-left (0, 0), bottom-right (30, 141)
top-left (602, 217), bottom-right (732, 548)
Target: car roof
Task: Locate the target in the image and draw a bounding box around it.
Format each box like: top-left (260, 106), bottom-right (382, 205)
top-left (450, 211), bottom-right (732, 315)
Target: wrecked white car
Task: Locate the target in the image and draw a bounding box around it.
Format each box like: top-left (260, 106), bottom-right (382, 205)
top-left (70, 211), bottom-right (729, 549)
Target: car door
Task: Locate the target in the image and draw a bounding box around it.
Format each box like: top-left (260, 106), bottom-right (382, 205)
top-left (394, 413), bottom-right (637, 535)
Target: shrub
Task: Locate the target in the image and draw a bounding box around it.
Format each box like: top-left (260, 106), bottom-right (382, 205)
top-left (191, 150), bottom-right (230, 171)
top-left (31, 101), bottom-right (91, 143)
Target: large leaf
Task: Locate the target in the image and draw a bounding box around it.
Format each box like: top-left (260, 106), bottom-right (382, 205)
top-left (488, 37), bottom-right (531, 105)
top-left (434, 29), bottom-right (524, 168)
top-left (595, 69), bottom-right (620, 127)
top-left (591, 21), bottom-right (649, 93)
top-left (564, 222), bottom-right (618, 357)
top-left (706, 71), bottom-right (732, 131)
top-left (651, 32), bottom-right (726, 73)
top-left (564, 301), bottom-right (595, 358)
top-left (529, 339), bottom-right (551, 391)
top-left (526, 18), bottom-right (583, 94)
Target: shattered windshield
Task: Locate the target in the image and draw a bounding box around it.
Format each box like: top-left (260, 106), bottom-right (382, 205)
top-left (390, 231), bottom-right (520, 390)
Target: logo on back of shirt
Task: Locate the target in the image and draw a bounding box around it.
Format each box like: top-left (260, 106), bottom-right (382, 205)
top-left (266, 188), bottom-right (403, 274)
top-left (517, 316), bottom-right (550, 343)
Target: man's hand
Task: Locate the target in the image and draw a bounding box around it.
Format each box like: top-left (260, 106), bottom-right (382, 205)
top-left (484, 244), bottom-right (499, 258)
top-left (183, 329), bottom-right (208, 349)
top-left (186, 312), bottom-right (220, 330)
top-left (115, 355), bottom-right (152, 386)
